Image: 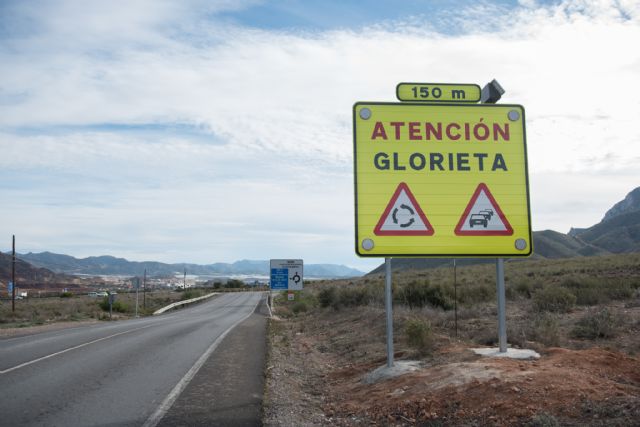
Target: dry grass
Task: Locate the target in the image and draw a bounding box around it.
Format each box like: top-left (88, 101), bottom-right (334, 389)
top-left (279, 253), bottom-right (640, 355)
top-left (0, 290), bottom-right (195, 328)
top-left (266, 253), bottom-right (640, 426)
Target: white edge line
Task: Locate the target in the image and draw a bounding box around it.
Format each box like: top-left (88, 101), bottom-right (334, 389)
top-left (142, 293), bottom-right (264, 427)
top-left (0, 324), bottom-right (154, 375)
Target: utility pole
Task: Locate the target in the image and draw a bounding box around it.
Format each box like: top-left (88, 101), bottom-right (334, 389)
top-left (135, 277), bottom-right (139, 317)
top-left (183, 268), bottom-right (186, 289)
top-left (143, 268), bottom-right (147, 310)
top-left (12, 235), bottom-right (16, 312)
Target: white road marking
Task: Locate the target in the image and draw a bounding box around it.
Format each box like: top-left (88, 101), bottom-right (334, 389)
top-left (142, 294), bottom-right (263, 427)
top-left (0, 324), bottom-right (155, 374)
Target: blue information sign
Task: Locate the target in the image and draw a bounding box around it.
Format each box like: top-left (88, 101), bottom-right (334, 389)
top-left (270, 259), bottom-right (303, 291)
top-left (8, 281), bottom-right (13, 293)
top-left (270, 268), bottom-right (289, 290)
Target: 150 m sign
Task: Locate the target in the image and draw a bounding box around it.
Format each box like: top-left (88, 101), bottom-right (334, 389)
top-left (353, 102), bottom-right (532, 257)
top-left (396, 83), bottom-right (481, 103)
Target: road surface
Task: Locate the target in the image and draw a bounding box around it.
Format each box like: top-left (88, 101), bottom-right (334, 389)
top-left (0, 291), bottom-right (265, 426)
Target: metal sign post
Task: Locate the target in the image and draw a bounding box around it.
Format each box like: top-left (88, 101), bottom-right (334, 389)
top-left (385, 258), bottom-right (394, 367)
top-left (454, 259), bottom-right (458, 338)
top-left (481, 79), bottom-right (509, 354)
top-left (496, 258), bottom-right (507, 352)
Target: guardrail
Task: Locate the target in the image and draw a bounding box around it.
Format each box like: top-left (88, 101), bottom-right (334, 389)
top-left (153, 292), bottom-right (219, 315)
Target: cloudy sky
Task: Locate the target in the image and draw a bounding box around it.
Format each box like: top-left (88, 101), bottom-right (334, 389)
top-left (1, 0), bottom-right (638, 272)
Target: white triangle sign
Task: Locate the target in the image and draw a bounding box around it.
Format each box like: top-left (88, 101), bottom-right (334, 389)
top-left (455, 183), bottom-right (513, 236)
top-left (374, 183), bottom-right (434, 236)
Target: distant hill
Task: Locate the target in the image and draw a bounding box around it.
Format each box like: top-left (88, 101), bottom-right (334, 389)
top-left (0, 252), bottom-right (66, 284)
top-left (369, 186), bottom-right (640, 274)
top-left (15, 252), bottom-right (364, 278)
top-left (602, 187), bottom-right (640, 222)
top-left (532, 229), bottom-right (609, 258)
top-left (573, 211), bottom-right (640, 253)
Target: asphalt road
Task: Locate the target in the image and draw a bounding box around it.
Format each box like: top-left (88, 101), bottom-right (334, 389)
top-left (0, 291), bottom-right (265, 427)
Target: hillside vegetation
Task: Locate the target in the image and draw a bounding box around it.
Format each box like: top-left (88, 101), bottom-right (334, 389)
top-left (265, 253), bottom-right (640, 426)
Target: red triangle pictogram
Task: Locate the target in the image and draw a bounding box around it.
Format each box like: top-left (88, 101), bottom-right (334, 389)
top-left (454, 183), bottom-right (513, 236)
top-left (374, 182), bottom-right (434, 236)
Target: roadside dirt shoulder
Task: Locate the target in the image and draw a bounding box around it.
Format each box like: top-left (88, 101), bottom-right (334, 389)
top-left (264, 305), bottom-right (640, 426)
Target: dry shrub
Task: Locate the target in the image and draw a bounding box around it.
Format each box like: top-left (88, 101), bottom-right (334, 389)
top-left (572, 308), bottom-right (619, 339)
top-left (397, 280), bottom-right (454, 310)
top-left (404, 318), bottom-right (434, 356)
top-left (532, 286), bottom-right (576, 313)
top-left (529, 313), bottom-right (561, 347)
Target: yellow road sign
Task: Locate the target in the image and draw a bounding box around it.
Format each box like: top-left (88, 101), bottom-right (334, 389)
top-left (353, 102), bottom-right (532, 257)
top-left (396, 83), bottom-right (481, 103)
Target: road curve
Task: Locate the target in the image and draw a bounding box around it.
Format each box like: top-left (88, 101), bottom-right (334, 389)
top-left (0, 291), bottom-right (265, 427)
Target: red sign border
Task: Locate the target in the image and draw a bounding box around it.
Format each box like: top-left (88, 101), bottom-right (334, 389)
top-left (374, 182), bottom-right (435, 236)
top-left (454, 183), bottom-right (514, 236)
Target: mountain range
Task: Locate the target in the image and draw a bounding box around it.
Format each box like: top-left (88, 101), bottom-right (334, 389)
top-left (370, 186), bottom-right (640, 274)
top-left (4, 187), bottom-right (639, 280)
top-left (10, 253), bottom-right (364, 279)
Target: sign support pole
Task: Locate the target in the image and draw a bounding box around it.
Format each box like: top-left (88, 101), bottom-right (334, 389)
top-left (385, 257), bottom-right (394, 367)
top-left (453, 259), bottom-right (458, 338)
top-left (12, 235), bottom-right (16, 313)
top-left (496, 258), bottom-right (507, 353)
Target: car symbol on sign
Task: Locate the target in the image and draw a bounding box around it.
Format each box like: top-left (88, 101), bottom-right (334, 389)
top-left (479, 209), bottom-right (494, 220)
top-left (469, 214), bottom-right (488, 228)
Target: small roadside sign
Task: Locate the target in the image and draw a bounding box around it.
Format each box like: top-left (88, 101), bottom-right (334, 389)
top-left (396, 83), bottom-right (481, 103)
top-left (270, 259), bottom-right (303, 291)
top-left (8, 281), bottom-right (13, 294)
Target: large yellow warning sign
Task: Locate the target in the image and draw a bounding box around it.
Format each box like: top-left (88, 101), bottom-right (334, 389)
top-left (353, 102), bottom-right (532, 257)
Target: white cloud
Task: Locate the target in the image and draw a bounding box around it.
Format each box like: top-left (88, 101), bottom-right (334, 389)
top-left (1, 0), bottom-right (639, 271)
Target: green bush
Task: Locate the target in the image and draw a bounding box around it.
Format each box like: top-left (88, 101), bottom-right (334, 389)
top-left (99, 298), bottom-right (128, 313)
top-left (338, 287), bottom-right (368, 307)
top-left (59, 291), bottom-right (74, 298)
top-left (573, 287), bottom-right (608, 306)
top-left (226, 279), bottom-right (246, 288)
top-left (532, 286), bottom-right (576, 313)
top-left (557, 277), bottom-right (634, 305)
top-left (459, 283), bottom-right (493, 304)
top-left (291, 301), bottom-right (308, 314)
top-left (572, 308), bottom-right (618, 339)
top-left (318, 287), bottom-right (337, 308)
top-left (181, 289), bottom-right (204, 300)
top-left (397, 280), bottom-right (453, 310)
top-left (512, 280), bottom-right (534, 299)
top-left (605, 281), bottom-right (634, 300)
top-left (404, 318), bottom-right (433, 355)
top-left (530, 313), bottom-right (561, 347)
